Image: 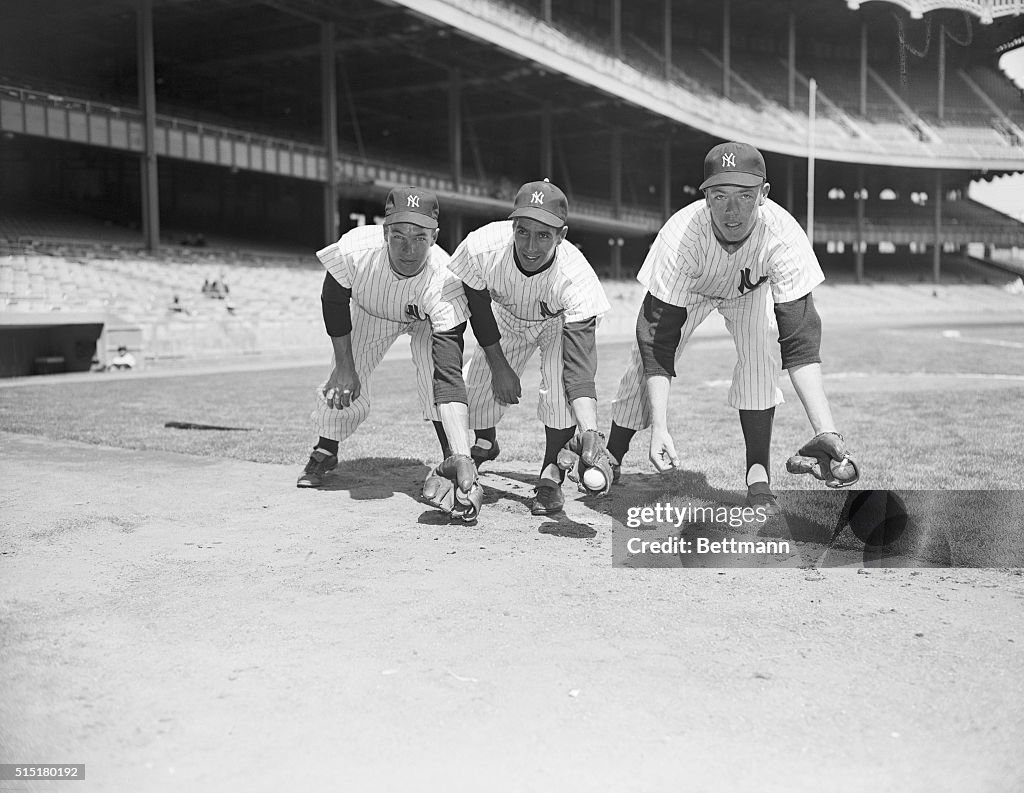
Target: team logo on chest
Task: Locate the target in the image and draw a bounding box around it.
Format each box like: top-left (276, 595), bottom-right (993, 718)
top-left (405, 304), bottom-right (427, 321)
top-left (539, 301), bottom-right (565, 319)
top-left (737, 268), bottom-right (769, 295)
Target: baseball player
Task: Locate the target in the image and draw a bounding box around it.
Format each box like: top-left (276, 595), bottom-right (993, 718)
top-left (448, 179), bottom-right (613, 516)
top-left (298, 187), bottom-right (482, 521)
top-left (605, 141), bottom-right (859, 512)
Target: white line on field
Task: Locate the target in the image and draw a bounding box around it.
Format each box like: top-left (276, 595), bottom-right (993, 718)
top-left (702, 371), bottom-right (1024, 387)
top-left (939, 329), bottom-right (1024, 349)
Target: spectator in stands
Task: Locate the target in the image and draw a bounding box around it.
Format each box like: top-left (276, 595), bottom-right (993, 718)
top-left (108, 346), bottom-right (136, 371)
top-left (169, 294), bottom-right (189, 314)
top-left (201, 278), bottom-right (212, 295)
top-left (208, 275), bottom-right (229, 300)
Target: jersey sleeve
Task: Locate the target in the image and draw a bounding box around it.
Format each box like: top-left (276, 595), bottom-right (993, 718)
top-left (636, 209), bottom-right (699, 307)
top-left (423, 262), bottom-right (472, 333)
top-left (559, 249), bottom-right (611, 324)
top-left (447, 236), bottom-right (488, 292)
top-left (767, 208), bottom-right (825, 304)
top-left (315, 237), bottom-right (357, 289)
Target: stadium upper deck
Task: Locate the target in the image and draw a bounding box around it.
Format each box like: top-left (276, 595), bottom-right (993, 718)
top-left (0, 0), bottom-right (1022, 268)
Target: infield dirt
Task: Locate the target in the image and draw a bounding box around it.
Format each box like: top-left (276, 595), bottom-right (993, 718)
top-left (2, 281), bottom-right (1024, 792)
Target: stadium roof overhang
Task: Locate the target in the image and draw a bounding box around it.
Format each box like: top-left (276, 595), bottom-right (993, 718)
top-left (846, 0), bottom-right (1024, 25)
top-left (385, 0), bottom-right (1024, 171)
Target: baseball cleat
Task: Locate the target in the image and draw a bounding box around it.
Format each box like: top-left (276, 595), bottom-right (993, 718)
top-left (745, 481), bottom-right (780, 517)
top-left (608, 453), bottom-right (621, 485)
top-left (530, 482), bottom-right (565, 516)
top-left (297, 449), bottom-right (338, 488)
top-left (470, 439), bottom-right (500, 470)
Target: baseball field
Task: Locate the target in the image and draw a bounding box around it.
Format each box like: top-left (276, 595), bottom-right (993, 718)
top-left (2, 277), bottom-right (1024, 791)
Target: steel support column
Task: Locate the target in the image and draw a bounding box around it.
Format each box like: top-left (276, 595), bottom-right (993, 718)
top-left (788, 13), bottom-right (796, 110)
top-left (933, 171), bottom-right (943, 283)
top-left (449, 69), bottom-right (462, 190)
top-left (611, 0), bottom-right (622, 58)
top-left (664, 0), bottom-right (672, 81)
top-left (137, 0), bottom-right (159, 252)
top-left (321, 21), bottom-right (338, 243)
top-left (723, 0), bottom-right (731, 99)
top-left (855, 166), bottom-right (865, 283)
top-left (541, 102), bottom-right (553, 178)
top-left (860, 23), bottom-right (868, 117)
top-left (662, 130), bottom-right (672, 221)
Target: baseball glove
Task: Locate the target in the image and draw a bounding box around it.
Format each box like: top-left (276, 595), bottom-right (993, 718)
top-left (422, 454), bottom-right (484, 522)
top-left (556, 429), bottom-right (613, 496)
top-left (786, 431), bottom-right (860, 488)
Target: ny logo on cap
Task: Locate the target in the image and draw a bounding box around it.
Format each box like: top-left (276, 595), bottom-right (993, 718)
top-left (722, 153), bottom-right (736, 168)
top-left (531, 191), bottom-right (545, 204)
top-left (407, 195), bottom-right (420, 208)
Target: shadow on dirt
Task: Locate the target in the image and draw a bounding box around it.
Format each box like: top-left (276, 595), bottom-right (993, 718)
top-left (316, 457), bottom-right (432, 500)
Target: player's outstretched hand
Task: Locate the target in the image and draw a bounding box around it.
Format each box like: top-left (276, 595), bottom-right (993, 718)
top-left (786, 431), bottom-right (860, 488)
top-left (556, 430), bottom-right (613, 495)
top-left (323, 364), bottom-right (361, 410)
top-left (422, 454), bottom-right (484, 522)
top-left (648, 428), bottom-right (680, 473)
top-left (490, 362), bottom-right (522, 406)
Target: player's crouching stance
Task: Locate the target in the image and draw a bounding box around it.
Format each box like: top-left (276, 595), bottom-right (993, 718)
top-left (297, 187), bottom-right (482, 522)
top-left (448, 180), bottom-right (614, 516)
top-left (604, 142), bottom-right (859, 514)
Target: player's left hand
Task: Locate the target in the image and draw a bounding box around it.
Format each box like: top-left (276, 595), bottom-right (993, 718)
top-left (786, 431), bottom-right (860, 488)
top-left (422, 454), bottom-right (484, 521)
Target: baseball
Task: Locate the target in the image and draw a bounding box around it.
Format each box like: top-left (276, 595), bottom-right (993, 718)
top-left (582, 468), bottom-right (607, 491)
top-left (830, 457), bottom-right (856, 483)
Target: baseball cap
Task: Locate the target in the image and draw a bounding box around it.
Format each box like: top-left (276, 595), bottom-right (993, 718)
top-left (508, 179), bottom-right (569, 228)
top-left (699, 142), bottom-right (766, 191)
top-left (384, 187), bottom-right (439, 229)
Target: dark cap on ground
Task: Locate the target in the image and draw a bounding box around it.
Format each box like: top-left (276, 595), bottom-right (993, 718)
top-left (384, 187), bottom-right (439, 229)
top-left (699, 142), bottom-right (767, 191)
top-left (508, 179), bottom-right (569, 227)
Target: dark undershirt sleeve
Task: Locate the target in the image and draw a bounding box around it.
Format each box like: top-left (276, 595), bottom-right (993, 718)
top-left (432, 322), bottom-right (468, 405)
top-left (774, 293), bottom-right (822, 369)
top-left (321, 272), bottom-right (353, 337)
top-left (463, 283), bottom-right (501, 347)
top-left (561, 317), bottom-right (598, 402)
top-left (636, 292), bottom-right (687, 378)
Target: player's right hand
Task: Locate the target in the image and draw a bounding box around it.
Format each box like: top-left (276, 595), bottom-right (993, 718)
top-left (648, 429), bottom-right (680, 473)
top-left (323, 365), bottom-right (361, 409)
top-left (491, 363), bottom-right (522, 406)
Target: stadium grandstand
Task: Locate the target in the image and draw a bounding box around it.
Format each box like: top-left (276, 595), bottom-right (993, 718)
top-left (1, 0), bottom-right (1022, 375)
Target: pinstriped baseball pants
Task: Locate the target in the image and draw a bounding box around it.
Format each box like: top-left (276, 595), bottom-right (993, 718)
top-left (465, 313), bottom-right (576, 431)
top-left (311, 303), bottom-right (439, 443)
top-left (611, 285), bottom-right (784, 430)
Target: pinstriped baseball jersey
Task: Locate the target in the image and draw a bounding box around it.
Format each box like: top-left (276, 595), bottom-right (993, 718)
top-left (638, 198), bottom-right (824, 306)
top-left (316, 224), bottom-right (468, 332)
top-left (448, 221), bottom-right (610, 324)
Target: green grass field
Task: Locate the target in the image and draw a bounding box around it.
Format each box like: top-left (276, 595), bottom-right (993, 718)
top-left (5, 315), bottom-right (1023, 566)
top-left (2, 321), bottom-right (1023, 486)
